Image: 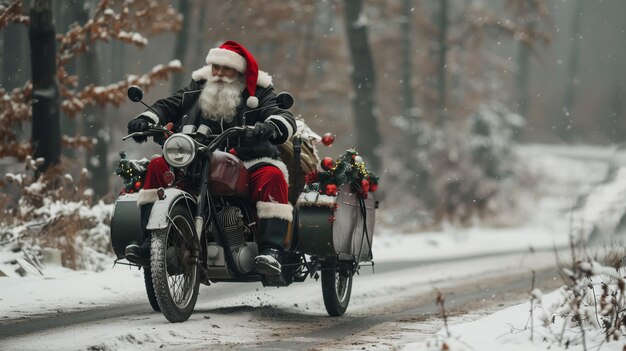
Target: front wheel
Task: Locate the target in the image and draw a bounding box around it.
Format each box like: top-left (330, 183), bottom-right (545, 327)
top-left (143, 266), bottom-right (160, 312)
top-left (321, 262), bottom-right (354, 316)
top-left (150, 205), bottom-right (200, 322)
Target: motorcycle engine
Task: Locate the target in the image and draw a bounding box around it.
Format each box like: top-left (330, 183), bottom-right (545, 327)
top-left (215, 206), bottom-right (256, 273)
top-left (217, 206), bottom-right (248, 247)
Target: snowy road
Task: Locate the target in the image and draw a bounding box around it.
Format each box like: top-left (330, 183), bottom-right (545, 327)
top-left (0, 249), bottom-right (564, 350)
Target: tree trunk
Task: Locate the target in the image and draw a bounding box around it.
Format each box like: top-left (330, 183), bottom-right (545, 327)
top-left (58, 0), bottom-right (82, 158)
top-left (437, 0), bottom-right (448, 119)
top-left (516, 43), bottom-right (530, 118)
top-left (75, 0), bottom-right (109, 197)
top-left (171, 0), bottom-right (190, 93)
top-left (29, 0), bottom-right (61, 174)
top-left (514, 1), bottom-right (537, 140)
top-left (560, 0), bottom-right (584, 142)
top-left (401, 0), bottom-right (414, 117)
top-left (343, 0), bottom-right (381, 172)
top-left (194, 1), bottom-right (207, 68)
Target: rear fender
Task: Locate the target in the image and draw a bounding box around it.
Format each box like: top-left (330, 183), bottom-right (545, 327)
top-left (145, 188), bottom-right (197, 231)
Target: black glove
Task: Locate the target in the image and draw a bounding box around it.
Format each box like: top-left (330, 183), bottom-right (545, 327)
top-left (252, 122), bottom-right (277, 142)
top-left (127, 118), bottom-right (150, 143)
top-left (127, 118), bottom-right (149, 133)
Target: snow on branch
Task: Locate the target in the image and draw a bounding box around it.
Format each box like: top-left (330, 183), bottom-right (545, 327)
top-left (62, 135), bottom-right (96, 151)
top-left (0, 83), bottom-right (33, 160)
top-left (0, 0), bottom-right (29, 29)
top-left (57, 0), bottom-right (182, 67)
top-left (0, 0), bottom-right (183, 161)
top-left (447, 4), bottom-right (551, 52)
top-left (62, 61), bottom-right (182, 117)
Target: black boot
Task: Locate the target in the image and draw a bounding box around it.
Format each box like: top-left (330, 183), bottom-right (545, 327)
top-left (254, 248), bottom-right (282, 276)
top-left (125, 241), bottom-right (150, 266)
top-left (125, 203), bottom-right (153, 266)
top-left (254, 218), bottom-right (289, 276)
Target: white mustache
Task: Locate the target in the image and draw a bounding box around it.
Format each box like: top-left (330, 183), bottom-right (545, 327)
top-left (209, 75), bottom-right (237, 84)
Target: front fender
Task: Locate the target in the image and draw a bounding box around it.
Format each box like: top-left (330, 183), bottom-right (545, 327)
top-left (145, 188), bottom-right (197, 231)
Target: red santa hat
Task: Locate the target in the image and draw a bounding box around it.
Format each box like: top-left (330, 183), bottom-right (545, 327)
top-left (205, 40), bottom-right (260, 108)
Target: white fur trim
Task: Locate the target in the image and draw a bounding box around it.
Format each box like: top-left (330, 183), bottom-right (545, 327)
top-left (243, 157), bottom-right (289, 184)
top-left (192, 66), bottom-right (273, 88)
top-left (267, 115), bottom-right (294, 139)
top-left (295, 118), bottom-right (322, 143)
top-left (137, 189), bottom-right (158, 206)
top-left (297, 192), bottom-right (338, 208)
top-left (205, 48), bottom-right (246, 73)
top-left (191, 66), bottom-right (212, 81)
top-left (257, 201), bottom-right (293, 221)
top-left (256, 70), bottom-right (272, 88)
top-left (246, 96), bottom-right (259, 108)
top-left (138, 110), bottom-right (160, 124)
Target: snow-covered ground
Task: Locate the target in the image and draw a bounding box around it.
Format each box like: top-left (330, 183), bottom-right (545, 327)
top-left (2, 144), bottom-right (626, 350)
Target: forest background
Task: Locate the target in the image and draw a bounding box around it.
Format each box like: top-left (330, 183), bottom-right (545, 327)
top-left (1, 0), bottom-right (624, 256)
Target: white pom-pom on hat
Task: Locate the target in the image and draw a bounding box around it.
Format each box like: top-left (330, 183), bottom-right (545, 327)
top-left (246, 96), bottom-right (259, 109)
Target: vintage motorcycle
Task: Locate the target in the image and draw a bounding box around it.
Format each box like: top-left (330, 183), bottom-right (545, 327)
top-left (110, 86), bottom-right (376, 323)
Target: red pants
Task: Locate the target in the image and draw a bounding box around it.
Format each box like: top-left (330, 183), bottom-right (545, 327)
top-left (143, 156), bottom-right (288, 204)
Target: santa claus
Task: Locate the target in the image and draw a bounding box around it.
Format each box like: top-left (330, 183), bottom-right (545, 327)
top-left (125, 41), bottom-right (296, 277)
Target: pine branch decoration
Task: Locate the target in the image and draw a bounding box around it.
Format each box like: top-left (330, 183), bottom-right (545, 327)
top-left (304, 149), bottom-right (379, 197)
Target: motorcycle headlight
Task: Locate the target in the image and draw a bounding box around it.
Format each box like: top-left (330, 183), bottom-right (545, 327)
top-left (162, 134), bottom-right (196, 168)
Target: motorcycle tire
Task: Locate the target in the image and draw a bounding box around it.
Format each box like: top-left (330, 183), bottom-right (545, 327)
top-left (150, 204), bottom-right (200, 323)
top-left (143, 266), bottom-right (160, 312)
top-left (321, 262), bottom-right (353, 317)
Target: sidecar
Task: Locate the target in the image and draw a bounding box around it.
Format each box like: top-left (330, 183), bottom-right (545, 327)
top-left (294, 184), bottom-right (377, 316)
top-left (296, 184), bottom-right (377, 261)
top-left (110, 193), bottom-right (143, 260)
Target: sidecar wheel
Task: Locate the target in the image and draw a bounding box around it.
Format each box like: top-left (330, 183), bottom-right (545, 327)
top-left (143, 266), bottom-right (160, 312)
top-left (321, 262), bottom-right (353, 317)
top-left (150, 205), bottom-right (200, 323)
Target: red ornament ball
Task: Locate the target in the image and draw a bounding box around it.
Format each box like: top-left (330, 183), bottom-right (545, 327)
top-left (134, 181), bottom-right (142, 190)
top-left (321, 157), bottom-right (335, 170)
top-left (325, 184), bottom-right (338, 196)
top-left (321, 133), bottom-right (335, 147)
top-left (370, 182), bottom-right (378, 193)
top-left (360, 179), bottom-right (370, 193)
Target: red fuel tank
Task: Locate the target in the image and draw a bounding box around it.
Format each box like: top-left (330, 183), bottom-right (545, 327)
top-left (210, 151), bottom-right (249, 196)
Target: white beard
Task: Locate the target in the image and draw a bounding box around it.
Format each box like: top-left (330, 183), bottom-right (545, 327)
top-left (199, 75), bottom-right (246, 123)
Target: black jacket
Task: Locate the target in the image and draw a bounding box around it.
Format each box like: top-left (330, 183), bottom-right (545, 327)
top-left (137, 67), bottom-right (296, 162)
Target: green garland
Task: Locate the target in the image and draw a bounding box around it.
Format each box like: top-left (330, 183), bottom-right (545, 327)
top-left (304, 148), bottom-right (379, 197)
top-left (114, 151), bottom-right (149, 193)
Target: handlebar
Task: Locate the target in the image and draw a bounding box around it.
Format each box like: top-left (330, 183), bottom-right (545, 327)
top-left (123, 125), bottom-right (255, 151)
top-left (207, 126), bottom-right (253, 152)
top-left (122, 126), bottom-right (172, 141)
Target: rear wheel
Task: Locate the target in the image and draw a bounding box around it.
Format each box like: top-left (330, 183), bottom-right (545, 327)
top-left (321, 262), bottom-right (353, 316)
top-left (150, 205), bottom-right (200, 322)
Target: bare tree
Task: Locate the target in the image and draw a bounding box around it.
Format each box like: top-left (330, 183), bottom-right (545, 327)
top-left (436, 0), bottom-right (448, 118)
top-left (507, 0), bottom-right (551, 138)
top-left (343, 0), bottom-right (381, 172)
top-left (1, 0), bottom-right (29, 90)
top-left (73, 0), bottom-right (109, 196)
top-left (29, 0), bottom-right (60, 174)
top-left (170, 0), bottom-right (190, 94)
top-left (560, 0), bottom-right (584, 142)
top-left (400, 0), bottom-right (414, 117)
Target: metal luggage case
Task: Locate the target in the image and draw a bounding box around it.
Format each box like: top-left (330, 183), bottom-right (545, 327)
top-left (297, 185), bottom-right (376, 261)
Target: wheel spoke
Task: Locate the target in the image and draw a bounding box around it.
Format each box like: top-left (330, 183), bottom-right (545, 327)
top-left (163, 215), bottom-right (197, 309)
